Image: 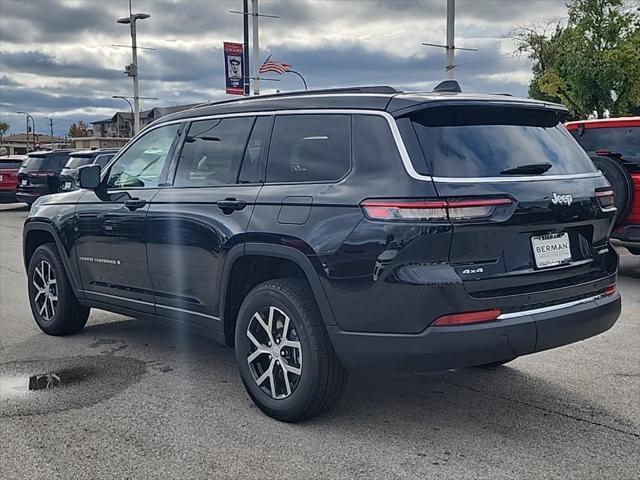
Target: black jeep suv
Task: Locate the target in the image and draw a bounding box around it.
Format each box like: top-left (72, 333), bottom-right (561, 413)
top-left (23, 85), bottom-right (621, 422)
top-left (17, 149), bottom-right (74, 205)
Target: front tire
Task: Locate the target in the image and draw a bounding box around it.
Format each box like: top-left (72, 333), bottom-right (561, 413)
top-left (235, 278), bottom-right (347, 422)
top-left (27, 243), bottom-right (89, 335)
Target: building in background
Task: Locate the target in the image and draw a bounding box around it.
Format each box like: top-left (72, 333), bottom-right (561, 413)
top-left (90, 104), bottom-right (198, 140)
top-left (0, 133), bottom-right (66, 155)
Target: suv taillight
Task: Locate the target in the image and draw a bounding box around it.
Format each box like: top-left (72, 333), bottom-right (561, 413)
top-left (595, 189), bottom-right (616, 212)
top-left (361, 198), bottom-right (512, 222)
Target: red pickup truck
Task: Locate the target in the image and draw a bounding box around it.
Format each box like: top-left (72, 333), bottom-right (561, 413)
top-left (566, 117), bottom-right (640, 254)
top-left (0, 155), bottom-right (27, 203)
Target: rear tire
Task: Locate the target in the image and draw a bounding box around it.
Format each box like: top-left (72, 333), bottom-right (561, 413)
top-left (591, 155), bottom-right (634, 225)
top-left (27, 243), bottom-right (89, 335)
top-left (235, 278), bottom-right (347, 422)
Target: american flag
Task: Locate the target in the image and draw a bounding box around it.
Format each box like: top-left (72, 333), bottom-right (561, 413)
top-left (259, 57), bottom-right (292, 75)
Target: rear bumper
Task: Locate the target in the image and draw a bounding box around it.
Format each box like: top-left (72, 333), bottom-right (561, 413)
top-left (0, 190), bottom-right (18, 203)
top-left (328, 292), bottom-right (621, 372)
top-left (16, 188), bottom-right (48, 204)
top-left (611, 224), bottom-right (640, 250)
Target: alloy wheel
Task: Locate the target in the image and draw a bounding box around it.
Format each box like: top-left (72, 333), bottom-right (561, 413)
top-left (32, 260), bottom-right (58, 322)
top-left (246, 306), bottom-right (303, 399)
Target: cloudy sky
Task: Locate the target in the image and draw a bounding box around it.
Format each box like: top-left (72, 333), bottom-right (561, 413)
top-left (0, 0), bottom-right (569, 137)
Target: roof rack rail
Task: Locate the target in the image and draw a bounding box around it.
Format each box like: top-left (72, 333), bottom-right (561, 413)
top-left (432, 80), bottom-right (462, 93)
top-left (195, 85), bottom-right (402, 108)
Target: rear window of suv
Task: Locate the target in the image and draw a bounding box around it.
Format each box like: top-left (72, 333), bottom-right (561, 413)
top-left (570, 126), bottom-right (640, 162)
top-left (410, 106), bottom-right (597, 177)
top-left (24, 153), bottom-right (69, 171)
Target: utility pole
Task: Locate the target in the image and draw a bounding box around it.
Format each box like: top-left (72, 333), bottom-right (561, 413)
top-left (421, 0), bottom-right (476, 79)
top-left (446, 0), bottom-right (455, 79)
top-left (49, 118), bottom-right (54, 149)
top-left (117, 0), bottom-right (150, 135)
top-left (251, 0), bottom-right (260, 95)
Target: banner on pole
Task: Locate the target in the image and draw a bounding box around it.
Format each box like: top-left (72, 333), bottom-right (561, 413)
top-left (223, 42), bottom-right (245, 96)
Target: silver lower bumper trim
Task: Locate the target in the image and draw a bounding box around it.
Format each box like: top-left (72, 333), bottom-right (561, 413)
top-left (497, 293), bottom-right (607, 320)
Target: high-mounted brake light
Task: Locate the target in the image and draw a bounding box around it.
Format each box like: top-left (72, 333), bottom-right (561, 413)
top-left (432, 309), bottom-right (502, 327)
top-left (361, 198), bottom-right (512, 222)
top-left (595, 190), bottom-right (616, 211)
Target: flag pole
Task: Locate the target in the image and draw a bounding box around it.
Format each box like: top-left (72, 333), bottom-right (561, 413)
top-left (243, 0), bottom-right (250, 96)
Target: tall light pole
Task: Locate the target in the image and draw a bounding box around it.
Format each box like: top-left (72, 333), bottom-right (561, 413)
top-left (117, 0), bottom-right (150, 136)
top-left (251, 0), bottom-right (260, 95)
top-left (17, 111), bottom-right (34, 152)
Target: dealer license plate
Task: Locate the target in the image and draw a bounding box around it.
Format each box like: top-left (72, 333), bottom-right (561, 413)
top-left (531, 232), bottom-right (572, 268)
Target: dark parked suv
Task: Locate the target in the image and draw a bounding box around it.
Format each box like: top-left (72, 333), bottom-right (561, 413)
top-left (16, 149), bottom-right (73, 205)
top-left (58, 148), bottom-right (119, 191)
top-left (23, 85), bottom-right (621, 421)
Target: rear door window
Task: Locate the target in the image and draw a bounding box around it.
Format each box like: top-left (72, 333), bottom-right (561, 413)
top-left (174, 117), bottom-right (254, 187)
top-left (411, 106), bottom-right (596, 177)
top-left (266, 114), bottom-right (351, 183)
top-left (570, 126), bottom-right (640, 162)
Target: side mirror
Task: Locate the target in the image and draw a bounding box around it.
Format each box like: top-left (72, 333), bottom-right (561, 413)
top-left (78, 164), bottom-right (101, 190)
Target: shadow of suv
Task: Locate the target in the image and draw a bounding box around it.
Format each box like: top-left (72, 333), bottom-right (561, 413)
top-left (22, 83), bottom-right (621, 422)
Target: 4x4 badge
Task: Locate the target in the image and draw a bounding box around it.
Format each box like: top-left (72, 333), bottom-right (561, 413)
top-left (551, 193), bottom-right (573, 206)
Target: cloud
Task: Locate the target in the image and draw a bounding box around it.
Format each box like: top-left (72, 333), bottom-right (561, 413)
top-left (0, 0), bottom-right (569, 136)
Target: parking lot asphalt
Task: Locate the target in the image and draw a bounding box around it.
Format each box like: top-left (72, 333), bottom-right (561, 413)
top-left (1, 202), bottom-right (639, 480)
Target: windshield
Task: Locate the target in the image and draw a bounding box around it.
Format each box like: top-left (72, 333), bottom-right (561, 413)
top-left (65, 156), bottom-right (95, 169)
top-left (571, 126), bottom-right (640, 162)
top-left (410, 106), bottom-right (597, 177)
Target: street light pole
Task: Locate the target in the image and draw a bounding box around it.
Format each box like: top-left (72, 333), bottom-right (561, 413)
top-left (117, 1), bottom-right (150, 136)
top-left (112, 95), bottom-right (134, 138)
top-left (251, 0), bottom-right (260, 95)
top-left (17, 111), bottom-right (35, 152)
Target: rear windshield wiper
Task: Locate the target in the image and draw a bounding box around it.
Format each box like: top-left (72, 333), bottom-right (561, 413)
top-left (500, 163), bottom-right (552, 175)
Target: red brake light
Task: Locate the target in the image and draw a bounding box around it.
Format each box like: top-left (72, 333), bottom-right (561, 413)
top-left (433, 309), bottom-right (502, 327)
top-left (595, 189), bottom-right (616, 211)
top-left (604, 284), bottom-right (616, 296)
top-left (361, 198), bottom-right (512, 222)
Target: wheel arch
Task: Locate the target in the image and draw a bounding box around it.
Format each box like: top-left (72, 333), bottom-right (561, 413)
top-left (23, 221), bottom-right (82, 294)
top-left (220, 243), bottom-right (337, 346)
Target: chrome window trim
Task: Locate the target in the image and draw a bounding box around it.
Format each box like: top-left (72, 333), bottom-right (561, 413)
top-left (126, 109), bottom-right (604, 185)
top-left (497, 293), bottom-right (608, 320)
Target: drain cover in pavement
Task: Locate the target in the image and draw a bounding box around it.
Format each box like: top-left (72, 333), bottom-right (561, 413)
top-left (0, 355), bottom-right (146, 417)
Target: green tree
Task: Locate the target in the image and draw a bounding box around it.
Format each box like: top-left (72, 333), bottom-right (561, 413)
top-left (515, 0), bottom-right (640, 118)
top-left (0, 121), bottom-right (9, 138)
